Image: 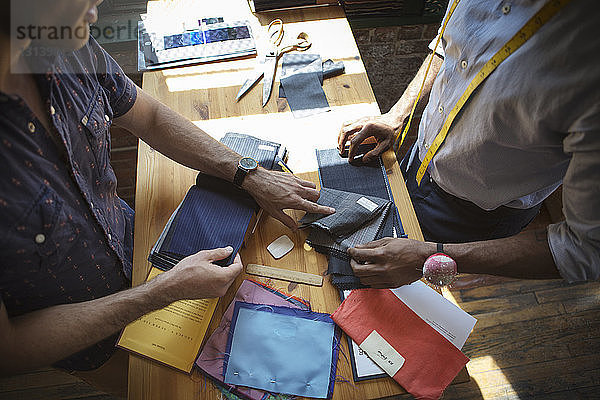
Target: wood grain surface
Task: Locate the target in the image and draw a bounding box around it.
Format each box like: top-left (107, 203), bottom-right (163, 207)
top-left (129, 1), bottom-right (464, 399)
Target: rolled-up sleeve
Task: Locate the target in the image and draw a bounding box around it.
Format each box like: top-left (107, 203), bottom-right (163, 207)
top-left (547, 131), bottom-right (600, 282)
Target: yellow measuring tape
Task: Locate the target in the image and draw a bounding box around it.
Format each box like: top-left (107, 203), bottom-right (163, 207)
top-left (396, 0), bottom-right (574, 185)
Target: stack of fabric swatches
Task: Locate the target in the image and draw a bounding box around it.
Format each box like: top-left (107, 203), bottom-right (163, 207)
top-left (148, 133), bottom-right (288, 270)
top-left (300, 147), bottom-right (405, 289)
top-left (196, 280), bottom-right (341, 399)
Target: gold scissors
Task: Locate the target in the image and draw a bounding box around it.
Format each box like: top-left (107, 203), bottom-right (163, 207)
top-left (236, 19), bottom-right (311, 106)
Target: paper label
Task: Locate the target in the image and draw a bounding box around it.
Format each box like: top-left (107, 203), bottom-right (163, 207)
top-left (258, 144), bottom-right (276, 152)
top-left (357, 197), bottom-right (378, 212)
top-left (359, 330), bottom-right (405, 377)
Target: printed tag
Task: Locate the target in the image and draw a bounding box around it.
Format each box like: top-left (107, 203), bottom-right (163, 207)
top-left (258, 144), bottom-right (276, 152)
top-left (359, 330), bottom-right (405, 377)
top-left (357, 197), bottom-right (378, 212)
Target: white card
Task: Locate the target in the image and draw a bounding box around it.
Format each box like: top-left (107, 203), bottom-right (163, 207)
top-left (359, 330), bottom-right (405, 377)
top-left (266, 235), bottom-right (294, 259)
top-left (356, 196), bottom-right (378, 212)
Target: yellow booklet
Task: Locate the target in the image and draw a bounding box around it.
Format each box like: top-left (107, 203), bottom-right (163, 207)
top-left (117, 267), bottom-right (218, 372)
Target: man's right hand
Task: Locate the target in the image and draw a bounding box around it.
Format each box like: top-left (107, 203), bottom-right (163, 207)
top-left (154, 247), bottom-right (243, 302)
top-left (337, 113), bottom-right (400, 164)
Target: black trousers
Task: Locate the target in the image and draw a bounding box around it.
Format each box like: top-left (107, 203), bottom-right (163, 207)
top-left (399, 145), bottom-right (541, 243)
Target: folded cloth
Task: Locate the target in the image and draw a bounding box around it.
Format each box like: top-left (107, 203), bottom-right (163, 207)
top-left (196, 280), bottom-right (309, 400)
top-left (149, 133), bottom-right (284, 270)
top-left (279, 53), bottom-right (330, 118)
top-left (224, 302), bottom-right (341, 399)
top-left (299, 187), bottom-right (391, 238)
top-left (331, 289), bottom-right (469, 400)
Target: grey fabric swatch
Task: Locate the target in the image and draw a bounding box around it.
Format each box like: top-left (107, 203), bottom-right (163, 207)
top-left (279, 54), bottom-right (330, 118)
top-left (279, 58), bottom-right (345, 98)
top-left (300, 187), bottom-right (390, 238)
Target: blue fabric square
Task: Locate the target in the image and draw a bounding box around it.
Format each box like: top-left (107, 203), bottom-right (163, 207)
top-left (224, 302), bottom-right (340, 398)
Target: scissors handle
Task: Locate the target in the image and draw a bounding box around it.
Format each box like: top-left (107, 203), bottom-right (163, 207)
top-left (280, 32), bottom-right (312, 54)
top-left (267, 19), bottom-right (284, 47)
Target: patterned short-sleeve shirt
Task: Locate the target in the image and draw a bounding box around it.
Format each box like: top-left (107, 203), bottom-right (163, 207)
top-left (0, 36), bottom-right (137, 370)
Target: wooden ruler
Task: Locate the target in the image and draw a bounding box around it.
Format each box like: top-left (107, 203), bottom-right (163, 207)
top-left (246, 263), bottom-right (323, 286)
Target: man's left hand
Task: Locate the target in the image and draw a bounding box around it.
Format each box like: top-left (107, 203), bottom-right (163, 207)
top-left (244, 168), bottom-right (335, 230)
top-left (348, 237), bottom-right (434, 288)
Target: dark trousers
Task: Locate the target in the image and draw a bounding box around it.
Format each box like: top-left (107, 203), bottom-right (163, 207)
top-left (399, 145), bottom-right (541, 243)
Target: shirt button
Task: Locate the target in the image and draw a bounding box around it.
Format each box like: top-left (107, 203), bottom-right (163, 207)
top-left (90, 202), bottom-right (94, 209)
top-left (461, 60), bottom-right (468, 69)
top-left (35, 233), bottom-right (46, 244)
top-left (108, 233), bottom-right (112, 241)
top-left (28, 122), bottom-right (36, 133)
top-left (50, 105), bottom-right (56, 115)
top-left (502, 4), bottom-right (511, 14)
top-left (104, 114), bottom-right (110, 122)
top-left (438, 105), bottom-right (444, 114)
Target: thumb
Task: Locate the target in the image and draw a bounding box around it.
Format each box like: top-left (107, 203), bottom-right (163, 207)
top-left (195, 246), bottom-right (234, 262)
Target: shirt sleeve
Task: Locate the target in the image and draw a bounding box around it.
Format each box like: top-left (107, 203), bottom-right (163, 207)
top-left (547, 130), bottom-right (600, 282)
top-left (88, 36), bottom-right (137, 118)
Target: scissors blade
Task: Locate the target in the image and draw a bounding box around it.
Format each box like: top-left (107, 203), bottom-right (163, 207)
top-left (262, 55), bottom-right (278, 107)
top-left (236, 68), bottom-right (264, 101)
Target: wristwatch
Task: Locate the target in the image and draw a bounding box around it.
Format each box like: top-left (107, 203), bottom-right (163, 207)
top-left (422, 243), bottom-right (458, 287)
top-left (233, 157), bottom-right (258, 188)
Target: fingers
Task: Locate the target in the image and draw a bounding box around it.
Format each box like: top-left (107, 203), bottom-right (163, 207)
top-left (346, 128), bottom-right (369, 162)
top-left (194, 246), bottom-right (234, 262)
top-left (362, 140), bottom-right (390, 163)
top-left (272, 209), bottom-right (299, 231)
top-left (299, 198), bottom-right (335, 215)
top-left (353, 238), bottom-right (393, 249)
top-left (338, 121), bottom-right (364, 152)
top-left (347, 246), bottom-right (385, 264)
top-left (295, 177), bottom-right (317, 190)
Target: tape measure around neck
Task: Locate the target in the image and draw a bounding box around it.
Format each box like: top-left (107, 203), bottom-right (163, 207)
top-left (403, 0), bottom-right (573, 185)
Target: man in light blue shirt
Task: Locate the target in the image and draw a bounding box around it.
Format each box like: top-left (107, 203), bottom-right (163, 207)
top-left (339, 0), bottom-right (599, 285)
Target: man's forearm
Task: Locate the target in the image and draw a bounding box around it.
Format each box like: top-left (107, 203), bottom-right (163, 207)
top-left (115, 87), bottom-right (241, 183)
top-left (0, 276), bottom-right (170, 374)
top-left (444, 228), bottom-right (562, 279)
top-left (386, 53), bottom-right (443, 129)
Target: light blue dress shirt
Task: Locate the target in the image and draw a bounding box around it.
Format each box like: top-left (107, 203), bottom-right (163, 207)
top-left (420, 0), bottom-right (599, 281)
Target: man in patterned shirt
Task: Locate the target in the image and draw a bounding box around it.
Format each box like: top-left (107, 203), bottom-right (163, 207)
top-left (0, 0), bottom-right (334, 395)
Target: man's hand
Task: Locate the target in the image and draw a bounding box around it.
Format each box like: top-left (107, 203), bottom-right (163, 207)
top-left (337, 113), bottom-right (401, 164)
top-left (348, 238), bottom-right (435, 288)
top-left (154, 247), bottom-right (243, 301)
top-left (244, 168), bottom-right (335, 230)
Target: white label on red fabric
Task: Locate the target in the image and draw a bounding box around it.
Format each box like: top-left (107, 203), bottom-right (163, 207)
top-left (357, 196), bottom-right (378, 212)
top-left (359, 330), bottom-right (405, 377)
top-left (258, 144), bottom-right (276, 152)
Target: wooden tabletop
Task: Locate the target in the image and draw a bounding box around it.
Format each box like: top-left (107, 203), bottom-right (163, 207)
top-left (129, 1), bottom-right (465, 398)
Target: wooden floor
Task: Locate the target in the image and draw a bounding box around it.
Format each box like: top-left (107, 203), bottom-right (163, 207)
top-left (1, 205), bottom-right (599, 400)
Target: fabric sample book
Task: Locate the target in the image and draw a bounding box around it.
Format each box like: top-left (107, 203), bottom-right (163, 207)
top-left (331, 289), bottom-right (469, 400)
top-left (196, 280), bottom-right (309, 400)
top-left (304, 148), bottom-right (405, 290)
top-left (224, 302), bottom-right (341, 399)
top-left (149, 133), bottom-right (285, 270)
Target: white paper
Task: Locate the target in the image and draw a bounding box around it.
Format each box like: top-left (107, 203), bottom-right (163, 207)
top-left (359, 330), bottom-right (405, 377)
top-left (390, 281), bottom-right (477, 350)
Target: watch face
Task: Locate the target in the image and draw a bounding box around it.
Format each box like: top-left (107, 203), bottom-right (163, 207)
top-left (239, 157), bottom-right (258, 170)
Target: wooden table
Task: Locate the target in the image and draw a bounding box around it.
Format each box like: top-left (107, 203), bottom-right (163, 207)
top-left (129, 1), bottom-right (466, 398)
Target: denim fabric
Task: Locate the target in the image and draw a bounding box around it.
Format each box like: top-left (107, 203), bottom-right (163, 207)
top-left (0, 36), bottom-right (136, 371)
top-left (399, 144), bottom-right (541, 243)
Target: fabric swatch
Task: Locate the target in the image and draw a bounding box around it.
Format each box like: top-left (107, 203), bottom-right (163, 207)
top-left (224, 302), bottom-right (341, 399)
top-left (196, 280), bottom-right (309, 400)
top-left (279, 54), bottom-right (330, 118)
top-left (331, 289), bottom-right (469, 400)
top-left (148, 133), bottom-right (283, 270)
top-left (299, 187), bottom-right (391, 239)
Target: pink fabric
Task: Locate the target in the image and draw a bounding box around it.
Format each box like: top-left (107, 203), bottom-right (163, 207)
top-left (196, 280), bottom-right (306, 400)
top-left (331, 289), bottom-right (469, 400)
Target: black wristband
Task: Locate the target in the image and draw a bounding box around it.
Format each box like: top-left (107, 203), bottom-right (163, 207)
top-left (437, 243), bottom-right (444, 253)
